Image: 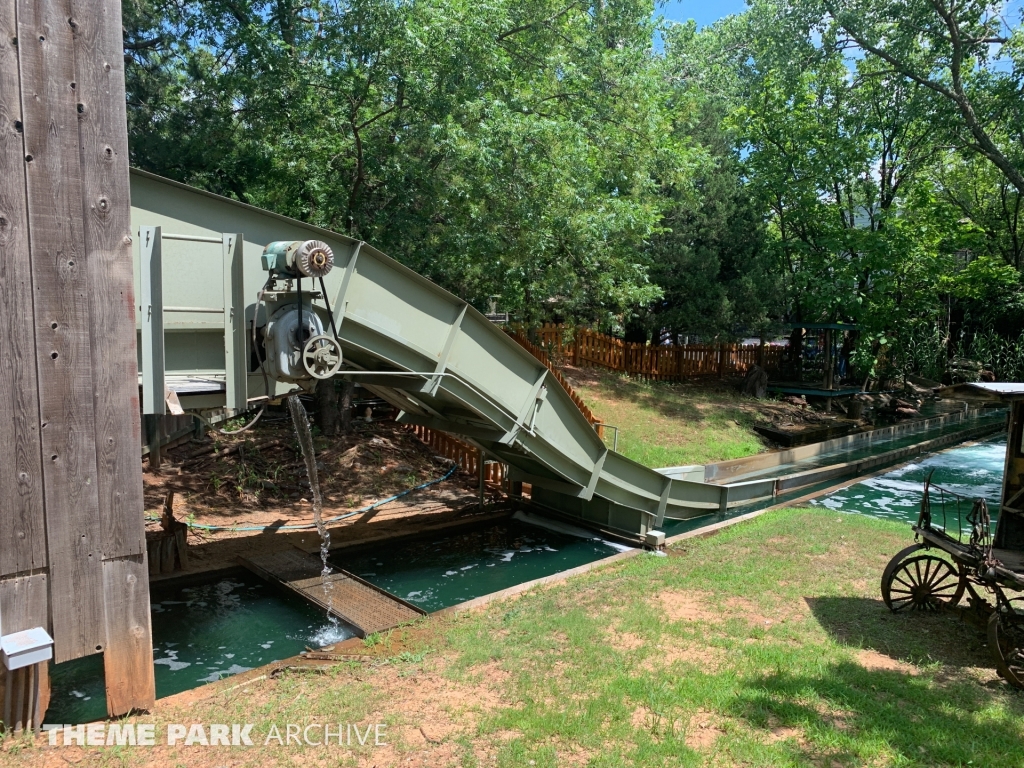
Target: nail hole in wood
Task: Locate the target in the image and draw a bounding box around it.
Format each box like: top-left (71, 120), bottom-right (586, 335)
top-left (50, 351), bottom-right (58, 360)
top-left (24, 154), bottom-right (32, 162)
top-left (50, 321), bottom-right (58, 329)
top-left (51, 454), bottom-right (57, 461)
top-left (13, 120), bottom-right (22, 132)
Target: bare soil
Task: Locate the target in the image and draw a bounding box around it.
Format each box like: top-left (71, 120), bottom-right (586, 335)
top-left (142, 415), bottom-right (496, 577)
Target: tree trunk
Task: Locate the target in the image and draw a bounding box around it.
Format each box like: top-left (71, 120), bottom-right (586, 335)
top-left (339, 379), bottom-right (355, 432)
top-left (316, 379), bottom-right (339, 436)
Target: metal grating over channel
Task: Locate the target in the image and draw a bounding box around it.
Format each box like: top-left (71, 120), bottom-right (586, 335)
top-left (239, 548), bottom-right (424, 637)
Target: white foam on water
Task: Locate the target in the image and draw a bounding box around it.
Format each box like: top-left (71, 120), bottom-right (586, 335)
top-left (512, 510), bottom-right (635, 552)
top-left (310, 622), bottom-right (354, 648)
top-left (198, 664), bottom-right (253, 683)
top-left (153, 656), bottom-right (191, 672)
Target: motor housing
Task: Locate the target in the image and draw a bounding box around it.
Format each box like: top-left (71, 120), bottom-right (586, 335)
top-left (261, 240), bottom-right (335, 278)
top-left (263, 304), bottom-right (326, 382)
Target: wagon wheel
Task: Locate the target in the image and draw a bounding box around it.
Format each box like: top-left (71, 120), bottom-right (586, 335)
top-left (881, 545), bottom-right (965, 612)
top-left (988, 597), bottom-right (1024, 689)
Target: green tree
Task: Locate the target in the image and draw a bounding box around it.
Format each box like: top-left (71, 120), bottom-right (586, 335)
top-left (123, 0), bottom-right (688, 326)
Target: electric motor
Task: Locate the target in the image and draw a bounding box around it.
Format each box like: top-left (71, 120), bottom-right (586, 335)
top-left (261, 239), bottom-right (335, 278)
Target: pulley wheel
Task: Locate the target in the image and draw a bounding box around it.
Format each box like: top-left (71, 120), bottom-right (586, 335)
top-left (294, 240), bottom-right (334, 278)
top-left (302, 334), bottom-right (343, 379)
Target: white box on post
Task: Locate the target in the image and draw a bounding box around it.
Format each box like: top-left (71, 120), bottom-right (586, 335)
top-left (1, 627), bottom-right (54, 670)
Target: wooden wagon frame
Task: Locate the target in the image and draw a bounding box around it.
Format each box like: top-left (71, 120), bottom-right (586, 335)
top-left (880, 382), bottom-right (1024, 687)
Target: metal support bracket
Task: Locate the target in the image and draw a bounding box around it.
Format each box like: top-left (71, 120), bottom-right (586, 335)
top-left (140, 226), bottom-right (164, 415)
top-left (427, 303), bottom-right (467, 396)
top-left (223, 234), bottom-right (247, 413)
top-left (582, 449), bottom-right (608, 501)
top-left (500, 368), bottom-right (548, 445)
top-left (655, 476), bottom-right (672, 528)
top-left (331, 241), bottom-right (363, 332)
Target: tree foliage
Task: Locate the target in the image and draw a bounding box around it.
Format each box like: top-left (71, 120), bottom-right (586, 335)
top-left (124, 0), bottom-right (1024, 380)
top-left (125, 0), bottom-right (690, 325)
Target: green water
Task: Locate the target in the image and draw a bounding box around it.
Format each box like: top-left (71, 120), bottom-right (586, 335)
top-left (721, 409), bottom-right (1006, 484)
top-left (45, 571), bottom-right (353, 725)
top-left (46, 516), bottom-right (623, 724)
top-left (809, 436), bottom-right (1006, 529)
top-left (332, 515), bottom-right (627, 613)
top-left (45, 421), bottom-right (1007, 725)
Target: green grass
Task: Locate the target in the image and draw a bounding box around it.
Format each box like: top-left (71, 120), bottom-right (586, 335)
top-left (15, 508), bottom-right (1024, 767)
top-left (570, 369), bottom-right (767, 466)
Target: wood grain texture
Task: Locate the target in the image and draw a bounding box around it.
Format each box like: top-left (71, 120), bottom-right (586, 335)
top-left (0, 572), bottom-right (49, 635)
top-left (0, 0), bottom-right (47, 578)
top-left (17, 0), bottom-right (105, 662)
top-left (101, 556), bottom-right (154, 715)
top-left (70, 0), bottom-right (146, 559)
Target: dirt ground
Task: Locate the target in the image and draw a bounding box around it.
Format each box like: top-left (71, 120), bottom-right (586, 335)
top-left (143, 412), bottom-right (500, 577)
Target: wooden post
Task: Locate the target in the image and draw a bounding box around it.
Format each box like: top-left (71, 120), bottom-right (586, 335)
top-left (0, 0), bottom-right (155, 718)
top-left (824, 328), bottom-right (834, 414)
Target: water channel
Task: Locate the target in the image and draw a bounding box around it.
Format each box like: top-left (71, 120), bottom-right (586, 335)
top-left (44, 420), bottom-right (1007, 724)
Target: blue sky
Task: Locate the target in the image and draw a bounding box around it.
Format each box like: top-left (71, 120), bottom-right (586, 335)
top-left (658, 0), bottom-right (750, 29)
top-left (657, 0), bottom-right (1023, 31)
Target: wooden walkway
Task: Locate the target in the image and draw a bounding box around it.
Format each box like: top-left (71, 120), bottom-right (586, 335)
top-left (239, 549), bottom-right (424, 638)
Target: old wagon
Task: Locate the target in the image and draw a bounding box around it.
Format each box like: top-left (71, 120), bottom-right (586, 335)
top-left (880, 383), bottom-right (1024, 687)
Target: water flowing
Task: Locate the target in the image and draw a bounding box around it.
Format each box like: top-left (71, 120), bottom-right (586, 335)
top-left (287, 395), bottom-right (342, 639)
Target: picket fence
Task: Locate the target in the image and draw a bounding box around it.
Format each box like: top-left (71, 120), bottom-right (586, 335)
top-left (405, 423), bottom-right (507, 490)
top-left (533, 323), bottom-right (783, 381)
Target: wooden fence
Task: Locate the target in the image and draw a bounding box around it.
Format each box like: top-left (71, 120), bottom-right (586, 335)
top-left (532, 323), bottom-right (783, 381)
top-left (405, 424), bottom-right (507, 490)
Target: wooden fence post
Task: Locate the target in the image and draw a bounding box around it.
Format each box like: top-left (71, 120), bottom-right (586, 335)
top-left (0, 0), bottom-right (155, 717)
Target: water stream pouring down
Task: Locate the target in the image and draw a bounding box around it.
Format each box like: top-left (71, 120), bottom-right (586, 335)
top-left (287, 395), bottom-right (344, 641)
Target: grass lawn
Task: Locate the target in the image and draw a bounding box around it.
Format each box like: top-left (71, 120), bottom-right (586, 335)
top-left (10, 507), bottom-right (1024, 767)
top-left (566, 367), bottom-right (771, 467)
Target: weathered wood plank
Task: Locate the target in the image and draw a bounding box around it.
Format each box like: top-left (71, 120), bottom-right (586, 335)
top-left (70, 0), bottom-right (146, 559)
top-left (101, 556), bottom-right (155, 715)
top-left (17, 0), bottom-right (105, 662)
top-left (0, 0), bottom-right (47, 579)
top-left (0, 573), bottom-right (49, 635)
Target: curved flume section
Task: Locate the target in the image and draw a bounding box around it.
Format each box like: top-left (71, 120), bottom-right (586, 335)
top-left (323, 241), bottom-right (749, 543)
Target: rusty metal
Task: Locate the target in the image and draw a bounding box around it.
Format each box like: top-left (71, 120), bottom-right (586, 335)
top-left (882, 469), bottom-right (1024, 688)
top-left (239, 548), bottom-right (424, 637)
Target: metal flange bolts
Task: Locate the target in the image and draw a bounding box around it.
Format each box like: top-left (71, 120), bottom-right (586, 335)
top-left (294, 240), bottom-right (334, 278)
